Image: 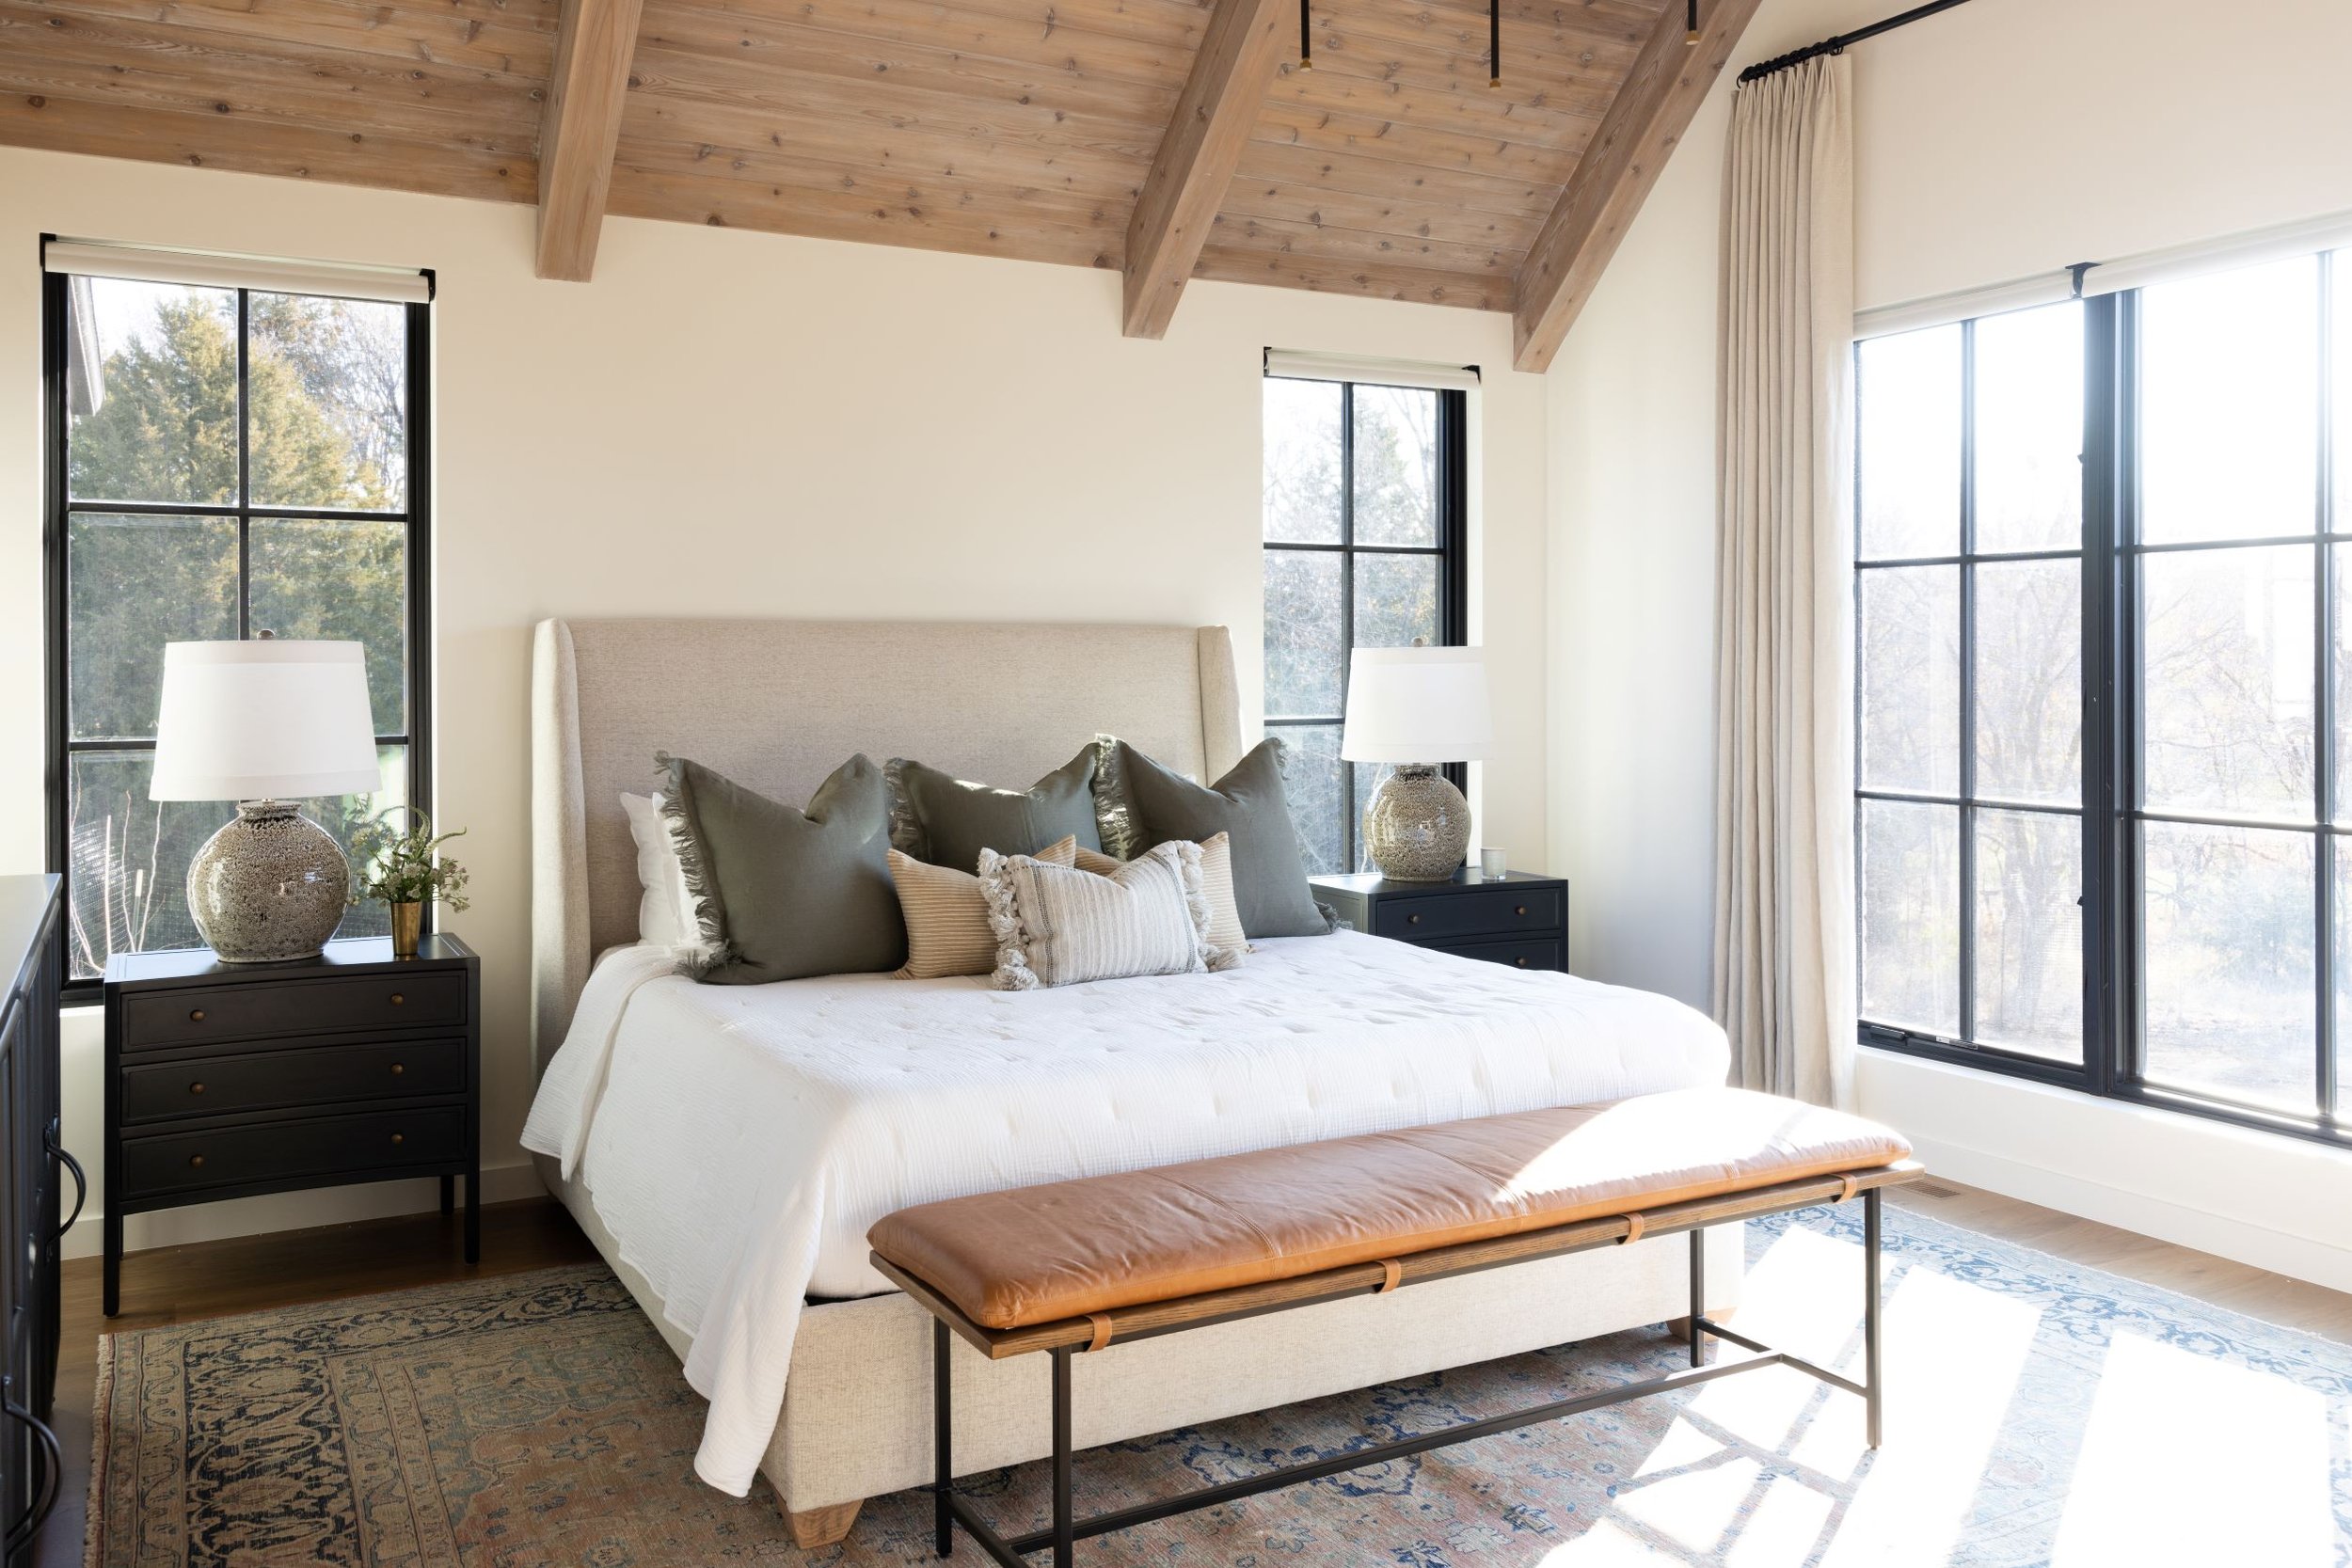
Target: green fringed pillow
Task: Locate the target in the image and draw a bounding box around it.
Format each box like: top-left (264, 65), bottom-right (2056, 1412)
top-left (656, 752), bottom-right (908, 983)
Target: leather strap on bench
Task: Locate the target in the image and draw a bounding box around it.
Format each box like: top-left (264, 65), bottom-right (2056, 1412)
top-left (1376, 1259), bottom-right (1403, 1293)
top-left (1618, 1212), bottom-right (1645, 1244)
top-left (1835, 1174), bottom-right (1861, 1204)
top-left (1088, 1313), bottom-right (1114, 1353)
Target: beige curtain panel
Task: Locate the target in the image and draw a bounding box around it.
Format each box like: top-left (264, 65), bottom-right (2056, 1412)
top-left (1711, 55), bottom-right (1857, 1108)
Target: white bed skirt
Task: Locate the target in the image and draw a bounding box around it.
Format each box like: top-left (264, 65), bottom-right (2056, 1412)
top-left (535, 1153), bottom-right (1745, 1513)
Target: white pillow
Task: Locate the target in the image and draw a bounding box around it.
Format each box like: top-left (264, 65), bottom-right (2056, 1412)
top-left (620, 791), bottom-right (697, 951)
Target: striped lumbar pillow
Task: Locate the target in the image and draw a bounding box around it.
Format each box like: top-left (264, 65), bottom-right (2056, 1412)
top-left (889, 835), bottom-right (1078, 979)
top-left (979, 841), bottom-right (1237, 990)
top-left (1073, 833), bottom-right (1248, 963)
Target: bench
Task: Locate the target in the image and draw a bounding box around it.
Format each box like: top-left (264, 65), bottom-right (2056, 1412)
top-left (868, 1085), bottom-right (1920, 1567)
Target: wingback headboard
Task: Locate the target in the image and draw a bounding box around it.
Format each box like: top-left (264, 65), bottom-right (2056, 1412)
top-left (530, 617), bottom-right (1245, 1067)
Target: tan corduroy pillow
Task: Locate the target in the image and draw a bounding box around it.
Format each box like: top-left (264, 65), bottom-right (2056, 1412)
top-left (1074, 832), bottom-right (1248, 962)
top-left (890, 835), bottom-right (1078, 978)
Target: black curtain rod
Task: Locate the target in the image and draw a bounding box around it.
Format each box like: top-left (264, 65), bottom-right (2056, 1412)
top-left (1736, 0), bottom-right (1974, 83)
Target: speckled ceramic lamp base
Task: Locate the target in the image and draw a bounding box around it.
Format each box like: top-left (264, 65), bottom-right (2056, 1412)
top-left (186, 800), bottom-right (351, 963)
top-left (1361, 764), bottom-right (1470, 880)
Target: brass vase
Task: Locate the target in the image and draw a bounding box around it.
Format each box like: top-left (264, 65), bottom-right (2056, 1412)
top-left (389, 901), bottom-right (423, 958)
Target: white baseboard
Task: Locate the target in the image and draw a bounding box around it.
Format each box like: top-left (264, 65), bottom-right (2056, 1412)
top-left (59, 1159), bottom-right (549, 1261)
top-left (1858, 1049), bottom-right (2352, 1296)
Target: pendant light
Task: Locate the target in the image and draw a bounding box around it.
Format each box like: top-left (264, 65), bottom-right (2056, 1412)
top-left (1299, 0), bottom-right (1311, 70)
top-left (1687, 0), bottom-right (1699, 43)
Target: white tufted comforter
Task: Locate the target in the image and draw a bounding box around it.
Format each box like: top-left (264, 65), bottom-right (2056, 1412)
top-left (521, 930), bottom-right (1729, 1496)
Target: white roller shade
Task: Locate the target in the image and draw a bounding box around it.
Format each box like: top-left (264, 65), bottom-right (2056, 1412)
top-left (1854, 206), bottom-right (2352, 340)
top-left (42, 237), bottom-right (431, 305)
top-left (1854, 272), bottom-right (2077, 340)
top-left (1263, 349), bottom-right (1481, 391)
top-left (2077, 210), bottom-right (2352, 297)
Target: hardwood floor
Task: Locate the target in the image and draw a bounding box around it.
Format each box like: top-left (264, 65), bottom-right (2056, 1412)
top-left (40, 1184), bottom-right (2351, 1565)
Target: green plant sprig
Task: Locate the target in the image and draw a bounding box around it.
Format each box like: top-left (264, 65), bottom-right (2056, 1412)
top-left (348, 804), bottom-right (471, 911)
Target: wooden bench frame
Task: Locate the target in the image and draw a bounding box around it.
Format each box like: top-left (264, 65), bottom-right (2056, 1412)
top-left (872, 1158), bottom-right (1922, 1566)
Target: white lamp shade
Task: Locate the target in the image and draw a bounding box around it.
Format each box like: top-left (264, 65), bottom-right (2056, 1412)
top-left (151, 641), bottom-right (383, 801)
top-left (1340, 645), bottom-right (1493, 764)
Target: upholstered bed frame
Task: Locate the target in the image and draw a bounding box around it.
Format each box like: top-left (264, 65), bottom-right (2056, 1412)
top-left (528, 616), bottom-right (1741, 1542)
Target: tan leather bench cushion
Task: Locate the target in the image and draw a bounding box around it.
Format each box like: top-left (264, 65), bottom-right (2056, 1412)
top-left (868, 1086), bottom-right (1912, 1330)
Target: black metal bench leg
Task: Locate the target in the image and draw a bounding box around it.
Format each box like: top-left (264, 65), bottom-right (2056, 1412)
top-left (935, 1318), bottom-right (953, 1557)
top-left (1687, 1227), bottom-right (1706, 1367)
top-left (1051, 1346), bottom-right (1074, 1568)
top-left (1864, 1186), bottom-right (1883, 1449)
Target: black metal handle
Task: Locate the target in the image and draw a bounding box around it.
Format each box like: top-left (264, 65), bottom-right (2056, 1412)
top-left (47, 1129), bottom-right (85, 1242)
top-left (3, 1390), bottom-right (60, 1552)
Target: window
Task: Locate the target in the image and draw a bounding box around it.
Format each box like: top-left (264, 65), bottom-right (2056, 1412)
top-left (43, 267), bottom-right (431, 988)
top-left (1854, 249), bottom-right (2350, 1146)
top-left (1262, 373), bottom-right (1468, 873)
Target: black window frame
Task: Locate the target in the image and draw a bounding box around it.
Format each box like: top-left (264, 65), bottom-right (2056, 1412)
top-left (1261, 374), bottom-right (1470, 874)
top-left (1856, 258), bottom-right (2350, 1151)
top-left (40, 256), bottom-right (435, 1003)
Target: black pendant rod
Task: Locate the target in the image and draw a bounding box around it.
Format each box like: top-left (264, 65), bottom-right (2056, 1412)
top-left (1488, 0), bottom-right (1500, 86)
top-left (1736, 0), bottom-right (1972, 83)
top-left (1299, 0), bottom-right (1311, 70)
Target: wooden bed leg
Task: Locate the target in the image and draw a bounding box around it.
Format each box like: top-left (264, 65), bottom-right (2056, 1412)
top-left (785, 1500), bottom-right (863, 1549)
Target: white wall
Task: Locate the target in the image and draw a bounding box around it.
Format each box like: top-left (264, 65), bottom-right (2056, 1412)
top-left (0, 143), bottom-right (1552, 1254)
top-left (1549, 0), bottom-right (2352, 1289)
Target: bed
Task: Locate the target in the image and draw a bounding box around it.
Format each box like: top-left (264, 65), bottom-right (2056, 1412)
top-left (523, 616), bottom-right (1740, 1541)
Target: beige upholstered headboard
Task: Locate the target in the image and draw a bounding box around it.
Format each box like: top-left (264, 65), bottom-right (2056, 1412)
top-left (530, 617), bottom-right (1244, 1067)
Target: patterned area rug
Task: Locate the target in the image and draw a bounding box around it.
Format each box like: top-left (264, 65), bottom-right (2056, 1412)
top-left (89, 1206), bottom-right (2352, 1567)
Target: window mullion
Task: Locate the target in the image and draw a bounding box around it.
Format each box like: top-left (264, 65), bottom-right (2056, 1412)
top-left (234, 287), bottom-right (252, 641)
top-left (1958, 318), bottom-right (1978, 1048)
top-left (1339, 381), bottom-right (1357, 872)
top-left (2318, 255), bottom-right (2339, 1125)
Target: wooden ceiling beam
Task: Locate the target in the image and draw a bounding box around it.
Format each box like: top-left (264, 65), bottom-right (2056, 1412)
top-left (1509, 0), bottom-right (1762, 373)
top-left (534, 0), bottom-right (645, 281)
top-left (1120, 0), bottom-right (1293, 339)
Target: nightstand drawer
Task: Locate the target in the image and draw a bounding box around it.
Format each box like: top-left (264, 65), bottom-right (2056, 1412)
top-left (119, 970), bottom-right (466, 1050)
top-left (1424, 935), bottom-right (1566, 973)
top-left (118, 1105), bottom-right (465, 1201)
top-left (119, 1037), bottom-right (466, 1125)
top-left (1374, 887), bottom-right (1564, 942)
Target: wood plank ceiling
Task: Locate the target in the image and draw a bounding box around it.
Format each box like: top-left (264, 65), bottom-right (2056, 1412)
top-left (0, 0), bottom-right (1756, 367)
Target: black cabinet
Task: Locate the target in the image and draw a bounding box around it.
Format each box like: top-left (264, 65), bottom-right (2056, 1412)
top-left (102, 934), bottom-right (481, 1317)
top-left (1311, 869), bottom-right (1570, 974)
top-left (0, 875), bottom-right (68, 1564)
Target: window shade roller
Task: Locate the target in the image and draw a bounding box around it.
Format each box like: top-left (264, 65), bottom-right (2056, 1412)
top-left (1262, 349), bottom-right (1481, 391)
top-left (41, 238), bottom-right (432, 305)
top-left (1854, 206), bottom-right (2352, 340)
top-left (2076, 211), bottom-right (2352, 298)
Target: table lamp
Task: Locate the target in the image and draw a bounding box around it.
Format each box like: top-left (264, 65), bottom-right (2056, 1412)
top-left (1340, 644), bottom-right (1492, 880)
top-left (151, 639), bottom-right (382, 963)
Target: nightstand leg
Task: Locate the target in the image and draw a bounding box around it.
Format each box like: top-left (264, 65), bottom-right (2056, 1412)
top-left (439, 1174), bottom-right (454, 1216)
top-left (464, 1165), bottom-right (480, 1263)
top-left (103, 1210), bottom-right (121, 1317)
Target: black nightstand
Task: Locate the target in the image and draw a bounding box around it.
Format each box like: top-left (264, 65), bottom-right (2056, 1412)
top-left (101, 933), bottom-right (481, 1315)
top-left (1311, 869), bottom-right (1569, 973)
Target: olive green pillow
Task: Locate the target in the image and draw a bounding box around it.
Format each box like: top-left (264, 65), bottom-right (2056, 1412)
top-left (885, 745), bottom-right (1103, 872)
top-left (657, 752), bottom-right (907, 984)
top-left (1094, 737), bottom-right (1334, 940)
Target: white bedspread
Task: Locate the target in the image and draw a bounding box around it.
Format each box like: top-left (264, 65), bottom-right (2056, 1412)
top-left (520, 930), bottom-right (1729, 1496)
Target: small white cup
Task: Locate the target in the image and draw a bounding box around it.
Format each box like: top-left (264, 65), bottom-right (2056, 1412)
top-left (1480, 847), bottom-right (1508, 879)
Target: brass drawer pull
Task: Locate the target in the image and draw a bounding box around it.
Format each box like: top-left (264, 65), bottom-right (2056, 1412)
top-left (188, 1083), bottom-right (205, 1096)
top-left (390, 1132), bottom-right (405, 1146)
top-left (1516, 905), bottom-right (1528, 916)
top-left (188, 1154), bottom-right (204, 1169)
top-left (1514, 957), bottom-right (1529, 968)
top-left (390, 1063), bottom-right (405, 1076)
top-left (389, 993), bottom-right (405, 1006)
top-left (1406, 913), bottom-right (1421, 926)
top-left (188, 1009), bottom-right (205, 1022)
